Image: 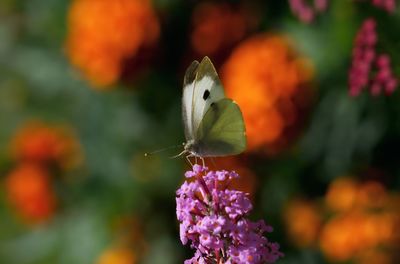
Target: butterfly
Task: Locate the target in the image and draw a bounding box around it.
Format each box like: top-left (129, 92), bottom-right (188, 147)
top-left (180, 56), bottom-right (246, 160)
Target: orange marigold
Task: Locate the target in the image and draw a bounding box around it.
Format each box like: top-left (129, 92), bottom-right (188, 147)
top-left (326, 177), bottom-right (389, 212)
top-left (66, 0), bottom-right (160, 88)
top-left (320, 177), bottom-right (400, 263)
top-left (319, 211), bottom-right (399, 263)
top-left (284, 199), bottom-right (322, 248)
top-left (319, 213), bottom-right (367, 262)
top-left (222, 34), bottom-right (313, 153)
top-left (11, 121), bottom-right (82, 169)
top-left (191, 2), bottom-right (257, 57)
top-left (5, 163), bottom-right (56, 223)
top-left (325, 177), bottom-right (358, 212)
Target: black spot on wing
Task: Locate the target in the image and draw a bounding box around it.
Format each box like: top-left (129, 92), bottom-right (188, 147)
top-left (203, 90), bottom-right (210, 100)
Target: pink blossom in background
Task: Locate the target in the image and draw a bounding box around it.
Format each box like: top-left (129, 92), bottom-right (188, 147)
top-left (288, 0), bottom-right (398, 96)
top-left (289, 0), bottom-right (397, 23)
top-left (371, 54), bottom-right (398, 95)
top-left (370, 0), bottom-right (396, 13)
top-left (289, 0), bottom-right (329, 23)
top-left (314, 0), bottom-right (329, 12)
top-left (349, 18), bottom-right (377, 96)
top-left (349, 18), bottom-right (398, 96)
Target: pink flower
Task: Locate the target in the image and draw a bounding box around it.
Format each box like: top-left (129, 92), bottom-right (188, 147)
top-left (176, 166), bottom-right (283, 263)
top-left (348, 18), bottom-right (398, 96)
top-left (289, 0), bottom-right (329, 23)
top-left (370, 0), bottom-right (396, 13)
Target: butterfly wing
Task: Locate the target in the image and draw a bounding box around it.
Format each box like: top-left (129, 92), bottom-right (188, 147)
top-left (182, 60), bottom-right (200, 140)
top-left (195, 98), bottom-right (246, 157)
top-left (190, 57), bottom-right (225, 139)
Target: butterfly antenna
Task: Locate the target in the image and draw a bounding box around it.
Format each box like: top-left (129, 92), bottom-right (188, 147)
top-left (144, 144), bottom-right (182, 157)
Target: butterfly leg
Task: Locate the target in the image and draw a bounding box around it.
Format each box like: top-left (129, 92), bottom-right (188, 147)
top-left (185, 155), bottom-right (193, 167)
top-left (200, 157), bottom-right (205, 168)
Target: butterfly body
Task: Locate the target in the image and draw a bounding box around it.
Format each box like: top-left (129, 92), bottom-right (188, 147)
top-left (181, 57), bottom-right (246, 158)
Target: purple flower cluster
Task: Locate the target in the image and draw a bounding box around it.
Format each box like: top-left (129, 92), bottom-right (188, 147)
top-left (349, 18), bottom-right (398, 96)
top-left (289, 0), bottom-right (328, 23)
top-left (176, 165), bottom-right (283, 264)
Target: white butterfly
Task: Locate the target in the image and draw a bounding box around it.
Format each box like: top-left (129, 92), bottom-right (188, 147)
top-left (180, 56), bottom-right (246, 159)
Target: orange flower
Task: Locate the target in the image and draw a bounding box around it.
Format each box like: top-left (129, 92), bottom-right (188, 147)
top-left (11, 121), bottom-right (82, 169)
top-left (319, 213), bottom-right (365, 261)
top-left (325, 177), bottom-right (358, 212)
top-left (326, 177), bottom-right (389, 212)
top-left (5, 163), bottom-right (56, 223)
top-left (66, 0), bottom-right (160, 88)
top-left (191, 3), bottom-right (257, 56)
top-left (222, 34), bottom-right (313, 153)
top-left (320, 177), bottom-right (400, 262)
top-left (319, 211), bottom-right (399, 262)
top-left (97, 246), bottom-right (136, 264)
top-left (284, 199), bottom-right (322, 247)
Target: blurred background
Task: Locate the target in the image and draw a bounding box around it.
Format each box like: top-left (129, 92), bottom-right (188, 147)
top-left (0, 0), bottom-right (400, 263)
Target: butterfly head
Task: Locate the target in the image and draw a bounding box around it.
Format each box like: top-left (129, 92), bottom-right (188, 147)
top-left (169, 141), bottom-right (196, 159)
top-left (184, 140), bottom-right (202, 157)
